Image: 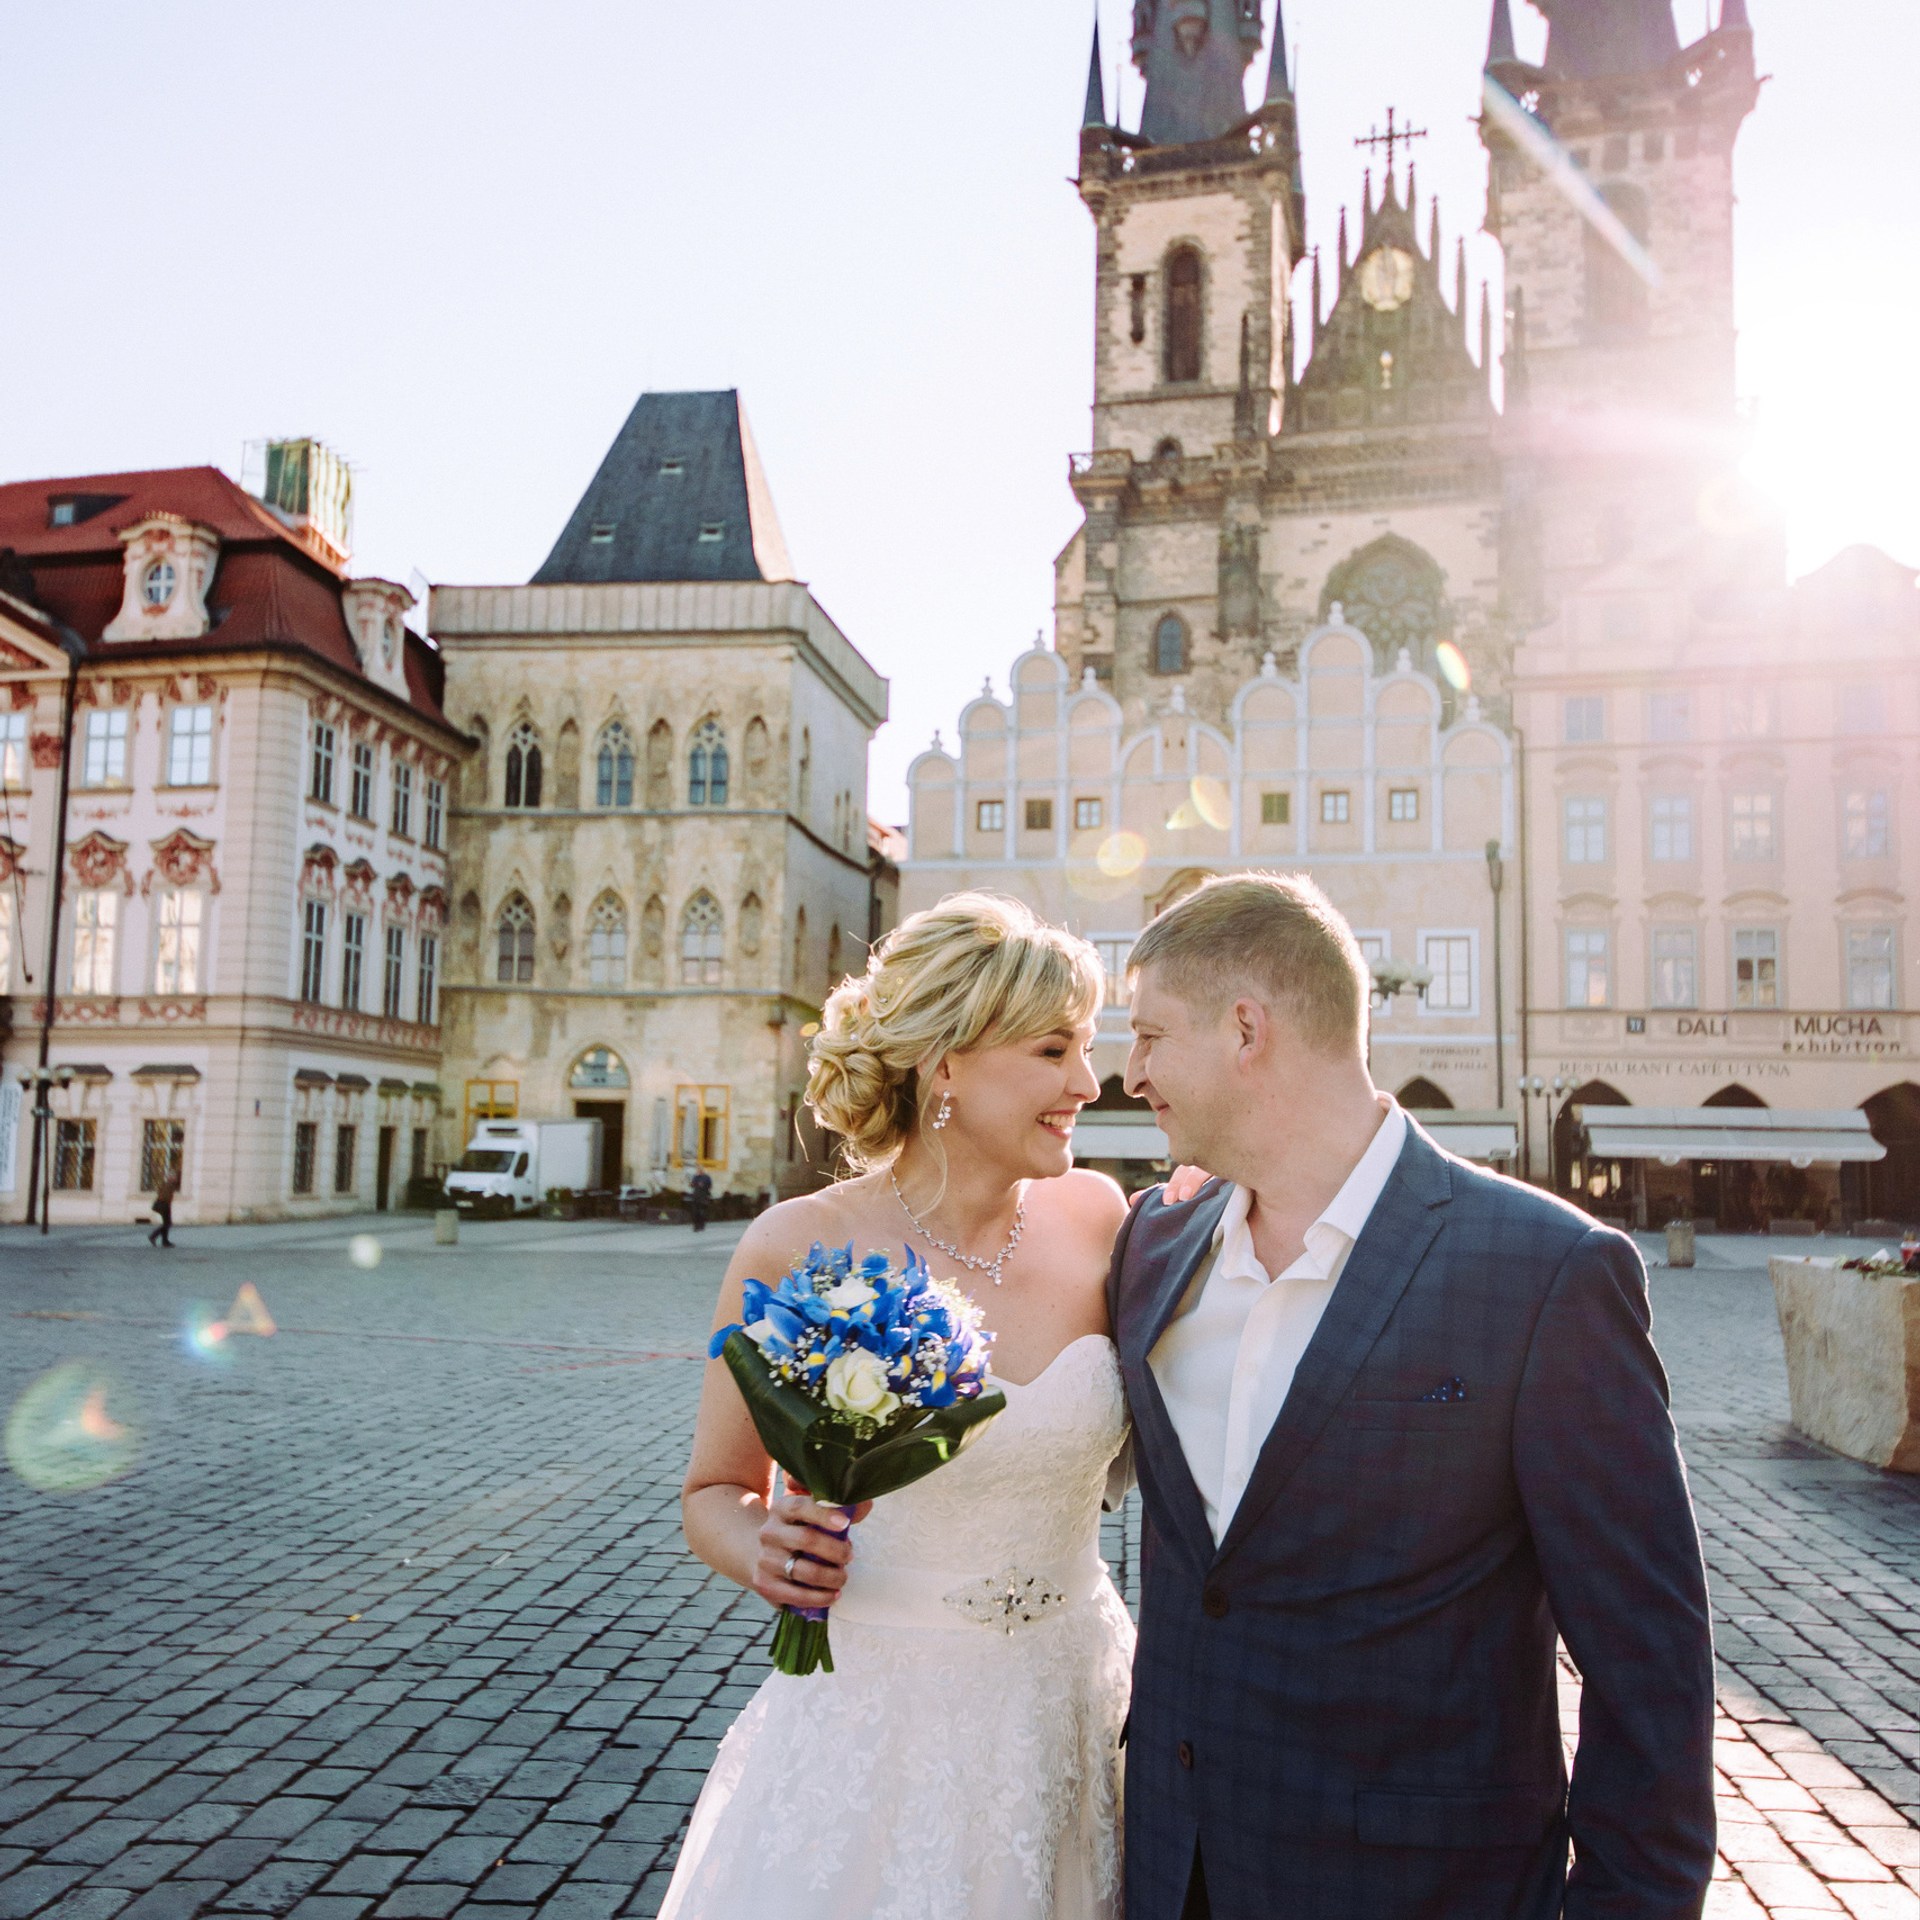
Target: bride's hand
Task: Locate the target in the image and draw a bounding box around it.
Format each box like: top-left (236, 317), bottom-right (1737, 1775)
top-left (753, 1485), bottom-right (871, 1611)
top-left (1162, 1164), bottom-right (1214, 1205)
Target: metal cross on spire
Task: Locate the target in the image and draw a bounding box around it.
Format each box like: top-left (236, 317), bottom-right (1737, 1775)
top-left (1354, 107), bottom-right (1429, 171)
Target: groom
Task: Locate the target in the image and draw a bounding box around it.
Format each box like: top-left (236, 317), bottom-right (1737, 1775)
top-left (1110, 874), bottom-right (1716, 1920)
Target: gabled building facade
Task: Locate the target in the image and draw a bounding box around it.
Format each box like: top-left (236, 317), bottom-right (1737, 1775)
top-left (431, 391), bottom-right (890, 1203)
top-left (0, 455), bottom-right (462, 1224)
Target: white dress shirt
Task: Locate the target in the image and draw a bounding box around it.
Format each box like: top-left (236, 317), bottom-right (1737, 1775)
top-left (1149, 1098), bottom-right (1408, 1541)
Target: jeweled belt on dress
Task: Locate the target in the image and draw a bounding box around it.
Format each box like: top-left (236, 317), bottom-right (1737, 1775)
top-left (831, 1546), bottom-right (1107, 1635)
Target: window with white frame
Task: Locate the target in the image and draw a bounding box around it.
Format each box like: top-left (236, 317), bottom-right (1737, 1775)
top-left (349, 741), bottom-right (376, 821)
top-left (1649, 793), bottom-right (1693, 861)
top-left (310, 719), bottom-right (336, 803)
top-left (423, 777), bottom-right (445, 850)
top-left (1843, 790), bottom-right (1890, 859)
top-left (82, 710), bottom-right (128, 786)
top-left (1845, 927), bottom-right (1896, 1010)
top-left (1420, 934), bottom-right (1474, 1012)
top-left (1092, 938), bottom-right (1132, 1009)
top-left (1730, 791), bottom-right (1775, 860)
top-left (341, 911), bottom-right (367, 1010)
top-left (1563, 695), bottom-right (1605, 744)
top-left (1, 710), bottom-right (29, 786)
top-left (1321, 790), bottom-right (1351, 825)
top-left (299, 900), bottom-right (327, 1002)
top-left (680, 892), bottom-right (724, 985)
top-left (1566, 928), bottom-right (1611, 1007)
top-left (166, 704), bottom-right (214, 786)
top-left (1563, 795), bottom-right (1607, 863)
top-left (1647, 690), bottom-right (1692, 742)
top-left (72, 889), bottom-right (117, 993)
top-left (154, 891), bottom-right (203, 995)
top-left (416, 932), bottom-right (438, 1025)
top-left (383, 924), bottom-right (406, 1018)
top-left (1388, 788), bottom-right (1419, 823)
top-left (390, 760), bottom-right (413, 837)
top-left (976, 799), bottom-right (1005, 833)
top-left (496, 896), bottom-right (535, 984)
top-left (1651, 927), bottom-right (1698, 1009)
top-left (1074, 797), bottom-right (1103, 832)
top-left (1733, 928), bottom-right (1779, 1009)
top-left (587, 894), bottom-right (628, 988)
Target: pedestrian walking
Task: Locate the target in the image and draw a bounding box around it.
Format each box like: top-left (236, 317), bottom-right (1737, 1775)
top-left (147, 1176), bottom-right (177, 1249)
top-left (688, 1169), bottom-right (712, 1234)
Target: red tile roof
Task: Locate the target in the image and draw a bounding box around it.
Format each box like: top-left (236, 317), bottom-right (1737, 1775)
top-left (0, 465), bottom-right (452, 730)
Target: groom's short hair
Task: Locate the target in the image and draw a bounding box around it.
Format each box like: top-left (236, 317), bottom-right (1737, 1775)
top-left (1128, 871), bottom-right (1370, 1055)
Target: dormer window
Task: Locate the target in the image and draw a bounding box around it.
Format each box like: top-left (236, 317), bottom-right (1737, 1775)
top-left (143, 561), bottom-right (177, 607)
top-left (659, 457), bottom-right (686, 476)
top-left (589, 523), bottom-right (617, 544)
top-left (698, 523), bottom-right (725, 543)
top-left (49, 500), bottom-right (76, 527)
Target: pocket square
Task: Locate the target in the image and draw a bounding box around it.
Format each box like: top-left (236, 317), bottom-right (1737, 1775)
top-left (1418, 1376), bottom-right (1470, 1403)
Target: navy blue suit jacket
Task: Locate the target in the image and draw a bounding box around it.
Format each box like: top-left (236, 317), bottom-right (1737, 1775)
top-left (1109, 1123), bottom-right (1716, 1920)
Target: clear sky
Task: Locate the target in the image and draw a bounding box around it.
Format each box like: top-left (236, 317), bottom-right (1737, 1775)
top-left (4, 2), bottom-right (1913, 821)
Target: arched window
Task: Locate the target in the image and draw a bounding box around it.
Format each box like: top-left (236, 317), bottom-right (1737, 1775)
top-left (1165, 247), bottom-right (1202, 383)
top-left (680, 891), bottom-right (724, 985)
top-left (1152, 612), bottom-right (1189, 676)
top-left (1396, 1077), bottom-right (1454, 1111)
top-left (586, 893), bottom-right (627, 987)
top-left (595, 722), bottom-right (634, 808)
top-left (645, 719), bottom-right (673, 807)
top-left (1585, 185), bottom-right (1650, 341)
top-left (688, 719), bottom-right (729, 808)
top-left (495, 894), bottom-right (535, 985)
top-left (503, 721), bottom-right (542, 809)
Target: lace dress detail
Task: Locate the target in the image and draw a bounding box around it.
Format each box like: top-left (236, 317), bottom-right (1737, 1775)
top-left (657, 1335), bottom-right (1134, 1920)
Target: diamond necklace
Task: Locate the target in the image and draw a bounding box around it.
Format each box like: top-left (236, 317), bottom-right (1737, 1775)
top-left (889, 1171), bottom-right (1027, 1288)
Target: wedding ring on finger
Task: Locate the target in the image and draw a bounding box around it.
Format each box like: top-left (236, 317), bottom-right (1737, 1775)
top-left (783, 1553), bottom-right (799, 1582)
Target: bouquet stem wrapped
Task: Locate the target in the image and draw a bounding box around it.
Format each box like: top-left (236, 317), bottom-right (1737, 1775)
top-left (711, 1242), bottom-right (1003, 1676)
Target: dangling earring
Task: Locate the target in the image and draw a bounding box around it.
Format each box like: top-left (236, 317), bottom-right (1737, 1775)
top-left (931, 1091), bottom-right (953, 1132)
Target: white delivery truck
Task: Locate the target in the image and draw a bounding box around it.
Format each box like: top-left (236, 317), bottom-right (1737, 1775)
top-left (444, 1117), bottom-right (603, 1217)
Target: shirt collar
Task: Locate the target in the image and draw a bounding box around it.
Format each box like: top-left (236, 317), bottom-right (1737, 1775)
top-left (1211, 1096), bottom-right (1408, 1282)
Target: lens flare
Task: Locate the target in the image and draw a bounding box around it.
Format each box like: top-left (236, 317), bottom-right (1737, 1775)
top-left (5, 1362), bottom-right (140, 1493)
top-left (1096, 831), bottom-right (1147, 878)
top-left (1434, 641), bottom-right (1471, 693)
top-left (1067, 828), bottom-right (1144, 902)
top-left (225, 1283), bottom-right (277, 1337)
top-left (348, 1234), bottom-right (383, 1271)
top-left (183, 1305), bottom-right (232, 1362)
top-left (1189, 776), bottom-right (1231, 831)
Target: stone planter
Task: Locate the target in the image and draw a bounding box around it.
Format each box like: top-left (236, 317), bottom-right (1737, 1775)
top-left (1770, 1257), bottom-right (1920, 1473)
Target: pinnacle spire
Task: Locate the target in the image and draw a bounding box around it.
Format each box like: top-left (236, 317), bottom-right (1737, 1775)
top-left (1082, 18), bottom-right (1107, 129)
top-left (1719, 0), bottom-right (1751, 28)
top-left (1264, 0), bottom-right (1293, 103)
top-left (1484, 0), bottom-right (1517, 69)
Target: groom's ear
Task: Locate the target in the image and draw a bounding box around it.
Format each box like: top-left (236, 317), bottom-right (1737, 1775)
top-left (1231, 995), bottom-right (1270, 1063)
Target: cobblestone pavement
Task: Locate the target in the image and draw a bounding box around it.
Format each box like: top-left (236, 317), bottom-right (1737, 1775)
top-left (0, 1216), bottom-right (1914, 1920)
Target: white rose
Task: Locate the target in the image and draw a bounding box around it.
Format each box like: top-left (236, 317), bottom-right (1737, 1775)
top-left (823, 1349), bottom-right (900, 1420)
top-left (823, 1276), bottom-right (877, 1311)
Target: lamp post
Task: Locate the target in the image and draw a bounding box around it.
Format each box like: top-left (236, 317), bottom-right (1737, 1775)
top-left (1516, 1073), bottom-right (1569, 1188)
top-left (20, 1065), bottom-right (76, 1236)
top-left (1368, 956), bottom-right (1433, 1075)
top-left (1485, 840), bottom-right (1506, 1110)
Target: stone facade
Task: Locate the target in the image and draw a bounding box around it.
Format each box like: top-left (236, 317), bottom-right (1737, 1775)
top-left (0, 464), bottom-right (460, 1225)
top-left (428, 579), bottom-right (887, 1202)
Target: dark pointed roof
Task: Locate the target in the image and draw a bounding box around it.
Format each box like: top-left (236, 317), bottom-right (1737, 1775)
top-left (1718, 0), bottom-right (1750, 29)
top-left (1083, 19), bottom-right (1107, 128)
top-left (1485, 0), bottom-right (1518, 68)
top-left (1538, 0), bottom-right (1680, 79)
top-left (1263, 0), bottom-right (1292, 102)
top-left (531, 390), bottom-right (794, 587)
top-left (1133, 0), bottom-right (1263, 147)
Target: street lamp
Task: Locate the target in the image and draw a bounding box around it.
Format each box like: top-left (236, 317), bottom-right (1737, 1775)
top-left (1516, 1073), bottom-right (1569, 1189)
top-left (21, 1064), bottom-right (76, 1236)
top-left (1367, 956), bottom-right (1433, 1073)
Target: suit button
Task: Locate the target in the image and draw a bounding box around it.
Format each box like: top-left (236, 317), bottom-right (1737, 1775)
top-left (1201, 1587), bottom-right (1228, 1619)
top-left (1177, 1740), bottom-right (1194, 1769)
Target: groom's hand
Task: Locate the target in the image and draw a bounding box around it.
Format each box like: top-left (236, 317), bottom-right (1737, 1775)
top-left (753, 1486), bottom-right (871, 1611)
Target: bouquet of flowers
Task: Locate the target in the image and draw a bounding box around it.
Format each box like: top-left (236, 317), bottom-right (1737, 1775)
top-left (710, 1241), bottom-right (1003, 1675)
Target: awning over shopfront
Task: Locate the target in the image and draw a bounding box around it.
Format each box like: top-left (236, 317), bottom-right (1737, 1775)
top-left (1581, 1108), bottom-right (1886, 1166)
top-left (1071, 1115), bottom-right (1171, 1162)
top-left (1411, 1111), bottom-right (1518, 1163)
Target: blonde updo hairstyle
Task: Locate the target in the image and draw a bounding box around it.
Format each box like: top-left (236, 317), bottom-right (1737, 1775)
top-left (806, 892), bottom-right (1105, 1172)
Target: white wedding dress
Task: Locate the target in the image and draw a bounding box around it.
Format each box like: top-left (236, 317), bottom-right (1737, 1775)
top-left (657, 1334), bottom-right (1134, 1920)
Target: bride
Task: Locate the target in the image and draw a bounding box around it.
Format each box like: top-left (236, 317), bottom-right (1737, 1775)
top-left (661, 892), bottom-right (1137, 1920)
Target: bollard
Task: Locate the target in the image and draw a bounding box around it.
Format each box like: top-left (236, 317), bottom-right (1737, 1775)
top-left (434, 1208), bottom-right (459, 1247)
top-left (1665, 1219), bottom-right (1695, 1269)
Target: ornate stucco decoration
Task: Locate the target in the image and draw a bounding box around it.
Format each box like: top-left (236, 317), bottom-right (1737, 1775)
top-left (102, 515), bottom-right (221, 643)
top-left (148, 827), bottom-right (220, 895)
top-left (69, 830), bottom-right (133, 894)
top-left (339, 579), bottom-right (416, 703)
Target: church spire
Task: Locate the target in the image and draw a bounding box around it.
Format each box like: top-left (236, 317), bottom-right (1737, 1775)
top-left (1263, 0), bottom-right (1293, 103)
top-left (1484, 0), bottom-right (1517, 69)
top-left (1540, 0), bottom-right (1679, 78)
top-left (1082, 19), bottom-right (1107, 128)
top-left (1718, 0), bottom-right (1751, 29)
top-left (1134, 0), bottom-right (1265, 147)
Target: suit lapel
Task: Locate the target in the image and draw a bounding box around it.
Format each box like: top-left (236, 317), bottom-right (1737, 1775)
top-left (1123, 1182), bottom-right (1232, 1574)
top-left (1212, 1128), bottom-right (1452, 1566)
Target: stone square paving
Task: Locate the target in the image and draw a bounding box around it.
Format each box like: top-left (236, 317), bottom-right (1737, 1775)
top-left (0, 1215), bottom-right (1914, 1919)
